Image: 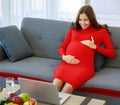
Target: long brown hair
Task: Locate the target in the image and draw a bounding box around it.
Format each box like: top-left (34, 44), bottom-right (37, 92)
top-left (71, 5), bottom-right (107, 30)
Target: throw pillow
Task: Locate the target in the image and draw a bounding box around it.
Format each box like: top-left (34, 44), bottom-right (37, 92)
top-left (0, 25), bottom-right (34, 62)
top-left (0, 44), bottom-right (7, 61)
top-left (94, 43), bottom-right (105, 71)
top-left (94, 52), bottom-right (105, 71)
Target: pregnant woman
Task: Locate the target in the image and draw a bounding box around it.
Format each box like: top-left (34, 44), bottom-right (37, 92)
top-left (53, 5), bottom-right (116, 93)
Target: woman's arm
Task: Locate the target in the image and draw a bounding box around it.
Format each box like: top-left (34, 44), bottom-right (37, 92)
top-left (58, 29), bottom-right (80, 64)
top-left (95, 29), bottom-right (116, 59)
top-left (58, 29), bottom-right (72, 57)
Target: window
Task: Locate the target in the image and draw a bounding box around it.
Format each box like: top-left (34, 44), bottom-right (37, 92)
top-left (0, 0), bottom-right (45, 27)
top-left (57, 0), bottom-right (85, 21)
top-left (90, 0), bottom-right (120, 26)
top-left (0, 0), bottom-right (2, 26)
top-left (0, 0), bottom-right (86, 27)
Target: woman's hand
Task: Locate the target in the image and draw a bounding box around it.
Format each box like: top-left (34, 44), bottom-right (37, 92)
top-left (81, 36), bottom-right (96, 49)
top-left (62, 55), bottom-right (80, 64)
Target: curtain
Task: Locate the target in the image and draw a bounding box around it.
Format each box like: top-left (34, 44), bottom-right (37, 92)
top-left (0, 0), bottom-right (86, 27)
top-left (0, 0), bottom-right (45, 27)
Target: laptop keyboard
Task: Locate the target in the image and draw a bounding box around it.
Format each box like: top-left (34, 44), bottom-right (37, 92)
top-left (59, 97), bottom-right (62, 100)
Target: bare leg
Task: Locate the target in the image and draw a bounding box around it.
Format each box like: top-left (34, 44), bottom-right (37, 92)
top-left (53, 78), bottom-right (64, 92)
top-left (61, 83), bottom-right (73, 94)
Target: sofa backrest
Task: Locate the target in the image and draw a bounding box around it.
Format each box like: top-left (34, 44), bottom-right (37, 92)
top-left (21, 17), bottom-right (71, 60)
top-left (21, 17), bottom-right (120, 68)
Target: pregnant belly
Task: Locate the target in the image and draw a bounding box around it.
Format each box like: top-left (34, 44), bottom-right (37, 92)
top-left (66, 42), bottom-right (93, 59)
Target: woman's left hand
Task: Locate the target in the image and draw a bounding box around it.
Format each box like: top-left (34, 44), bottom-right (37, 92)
top-left (81, 36), bottom-right (96, 49)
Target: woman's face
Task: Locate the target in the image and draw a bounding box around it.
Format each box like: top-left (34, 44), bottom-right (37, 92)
top-left (79, 13), bottom-right (90, 29)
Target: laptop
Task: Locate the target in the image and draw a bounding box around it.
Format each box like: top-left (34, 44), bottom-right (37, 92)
top-left (18, 78), bottom-right (71, 105)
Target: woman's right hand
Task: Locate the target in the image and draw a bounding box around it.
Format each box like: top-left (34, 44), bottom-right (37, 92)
top-left (62, 55), bottom-right (80, 64)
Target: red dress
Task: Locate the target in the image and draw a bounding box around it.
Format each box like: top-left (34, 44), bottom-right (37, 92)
top-left (54, 26), bottom-right (116, 89)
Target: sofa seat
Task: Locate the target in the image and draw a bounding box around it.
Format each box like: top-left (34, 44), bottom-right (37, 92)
top-left (79, 68), bottom-right (120, 97)
top-left (82, 68), bottom-right (120, 91)
top-left (1, 57), bottom-right (120, 97)
top-left (0, 56), bottom-right (60, 81)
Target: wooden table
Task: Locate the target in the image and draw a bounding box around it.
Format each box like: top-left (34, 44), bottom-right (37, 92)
top-left (0, 87), bottom-right (2, 92)
top-left (37, 94), bottom-right (106, 105)
top-left (0, 84), bottom-right (106, 105)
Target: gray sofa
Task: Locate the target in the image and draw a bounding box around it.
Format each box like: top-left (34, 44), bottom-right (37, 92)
top-left (0, 17), bottom-right (120, 97)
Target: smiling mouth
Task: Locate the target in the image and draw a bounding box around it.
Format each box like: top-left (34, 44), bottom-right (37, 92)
top-left (82, 26), bottom-right (88, 29)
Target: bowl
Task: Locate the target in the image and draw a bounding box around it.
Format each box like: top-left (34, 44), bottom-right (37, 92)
top-left (29, 98), bottom-right (37, 105)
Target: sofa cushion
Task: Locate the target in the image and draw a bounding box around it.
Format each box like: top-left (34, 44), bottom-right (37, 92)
top-left (0, 25), bottom-right (34, 62)
top-left (0, 56), bottom-right (60, 81)
top-left (81, 68), bottom-right (120, 91)
top-left (94, 52), bottom-right (105, 71)
top-left (94, 43), bottom-right (105, 71)
top-left (21, 17), bottom-right (71, 60)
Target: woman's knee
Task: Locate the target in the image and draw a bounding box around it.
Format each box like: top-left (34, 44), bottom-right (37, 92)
top-left (53, 78), bottom-right (64, 91)
top-left (61, 83), bottom-right (73, 93)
